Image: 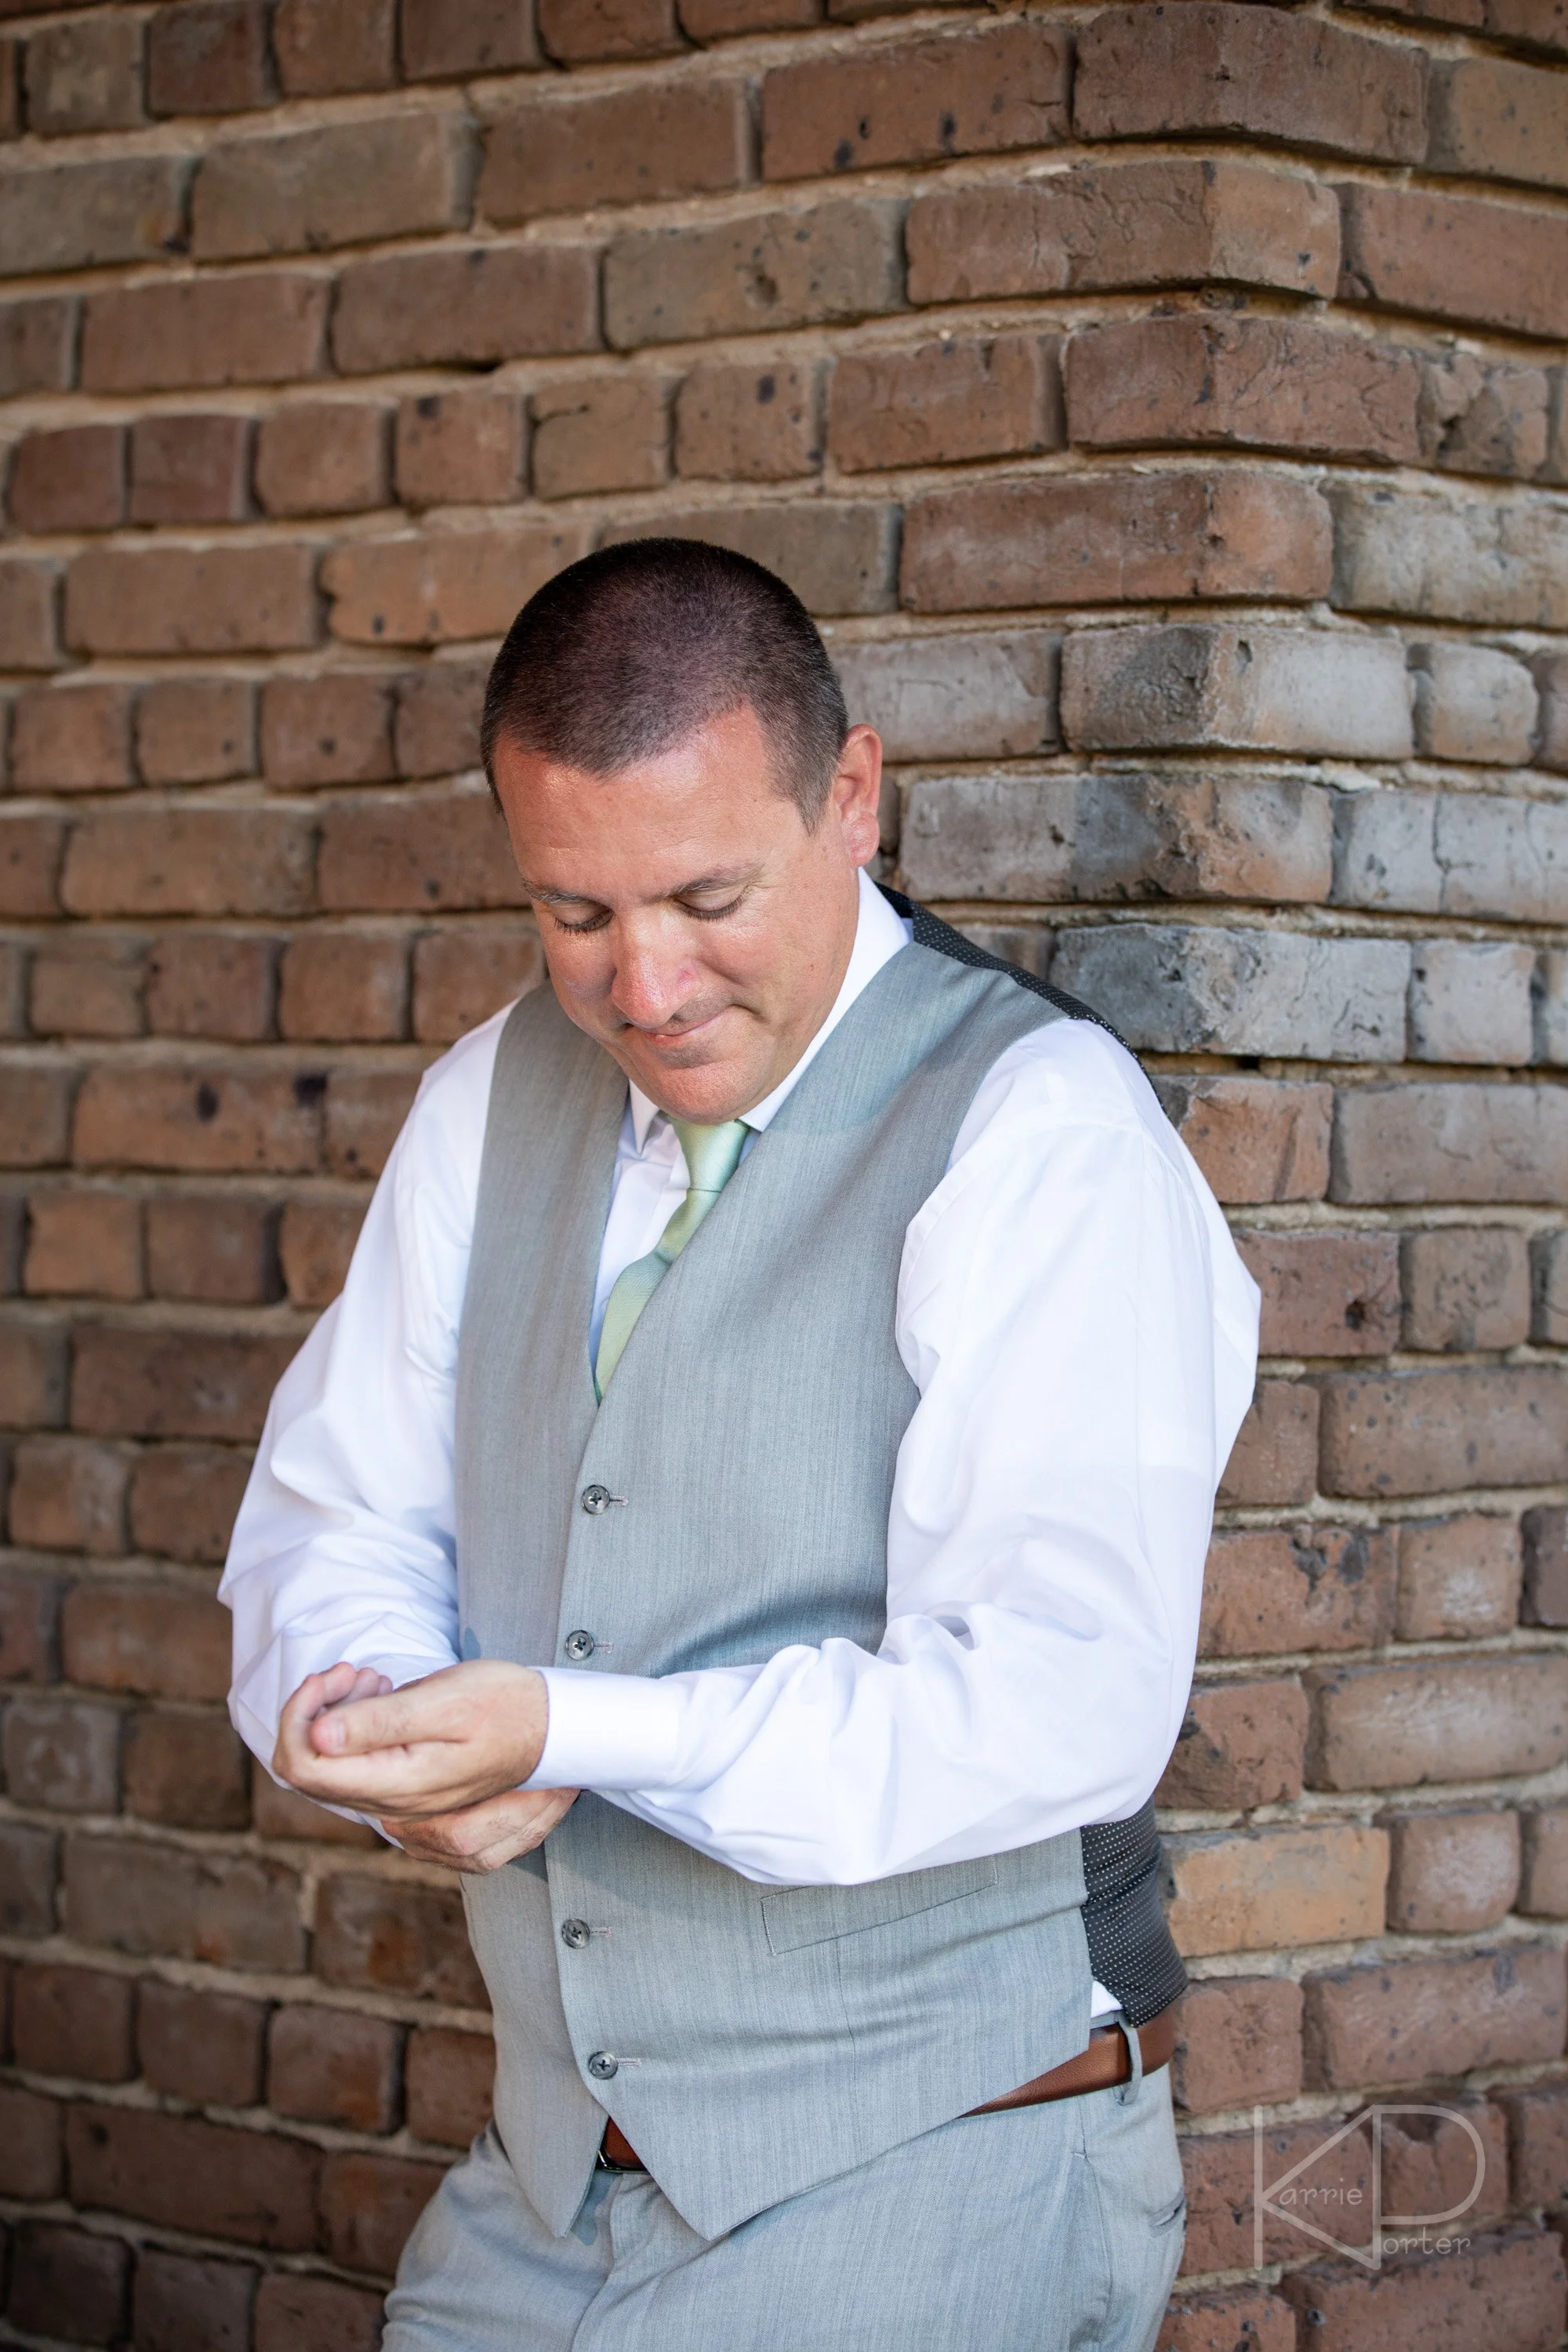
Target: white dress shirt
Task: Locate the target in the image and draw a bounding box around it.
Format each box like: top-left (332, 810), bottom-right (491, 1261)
top-left (223, 871), bottom-right (1259, 2020)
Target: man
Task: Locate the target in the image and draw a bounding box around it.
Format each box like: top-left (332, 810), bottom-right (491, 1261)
top-left (223, 539), bottom-right (1258, 2350)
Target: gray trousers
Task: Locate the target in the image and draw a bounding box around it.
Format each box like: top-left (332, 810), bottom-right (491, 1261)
top-left (383, 2066), bottom-right (1186, 2351)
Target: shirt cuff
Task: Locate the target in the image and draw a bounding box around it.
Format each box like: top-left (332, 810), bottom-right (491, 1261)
top-left (527, 1668), bottom-right (688, 1792)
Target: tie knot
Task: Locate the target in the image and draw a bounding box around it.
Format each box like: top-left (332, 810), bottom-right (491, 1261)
top-left (670, 1117), bottom-right (749, 1198)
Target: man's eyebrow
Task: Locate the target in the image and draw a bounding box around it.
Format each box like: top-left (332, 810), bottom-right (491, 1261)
top-left (521, 866), bottom-right (760, 906)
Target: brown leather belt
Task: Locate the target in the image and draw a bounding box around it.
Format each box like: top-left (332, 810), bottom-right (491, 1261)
top-left (597, 2003), bottom-right (1178, 2171)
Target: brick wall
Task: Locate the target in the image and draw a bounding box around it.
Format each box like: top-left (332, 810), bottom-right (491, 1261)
top-left (0, 0), bottom-right (1565, 2343)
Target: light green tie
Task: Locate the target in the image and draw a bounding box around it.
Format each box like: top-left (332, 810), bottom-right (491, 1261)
top-left (593, 1116), bottom-right (750, 1397)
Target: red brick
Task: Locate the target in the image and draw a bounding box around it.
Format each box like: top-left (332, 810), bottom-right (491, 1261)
top-left (0, 558), bottom-right (61, 671)
top-left (333, 243), bottom-right (600, 373)
top-left (132, 2250), bottom-right (258, 2352)
top-left (316, 1872), bottom-right (488, 2007)
top-left (831, 336), bottom-right (1058, 474)
top-left (1497, 2080), bottom-right (1568, 2205)
top-left (280, 933), bottom-right (409, 1042)
top-left (254, 2273), bottom-right (385, 2352)
top-left (1381, 2096), bottom-right (1509, 2228)
top-left (1402, 1226), bottom-right (1531, 1351)
top-left (538, 0), bottom-right (681, 60)
top-left (274, 0), bottom-right (396, 93)
top-left (1181, 2117), bottom-right (1377, 2272)
top-left (9, 1435), bottom-right (128, 1553)
top-left (405, 0), bottom-right (539, 77)
top-left (269, 2002), bottom-right (401, 2132)
top-left (23, 1192), bottom-right (140, 1298)
top-left (13, 1962), bottom-right (134, 2081)
top-left (147, 0), bottom-right (271, 114)
top-left (1520, 1807), bottom-right (1568, 1919)
top-left (673, 360), bottom-right (819, 482)
top-left (74, 1062), bottom-right (321, 1174)
top-left (682, 0), bottom-right (816, 28)
top-left (604, 499), bottom-right (896, 615)
top-left (1523, 1506), bottom-right (1568, 1627)
top-left (1155, 1078), bottom-right (1332, 1207)
top-left (0, 1570), bottom-right (60, 1682)
top-left (1432, 53), bottom-right (1568, 191)
top-left (1156, 1677), bottom-right (1307, 1809)
top-left (0, 2083), bottom-right (63, 2197)
top-left (1236, 1231), bottom-right (1399, 1359)
top-left (278, 1196), bottom-right (365, 1307)
top-left (412, 927), bottom-right (542, 1043)
top-left (395, 655), bottom-right (489, 779)
top-left (323, 523), bottom-right (588, 647)
top-left (1280, 2230), bottom-right (1562, 2352)
top-left (0, 814), bottom-right (65, 920)
top-left (396, 390), bottom-right (527, 508)
top-left (125, 1708), bottom-right (251, 1830)
top-left (2, 1694), bottom-right (119, 1811)
top-left (72, 1326), bottom-right (296, 1442)
top-left (0, 1318), bottom-right (68, 1426)
top-left (146, 931), bottom-right (280, 1038)
top-left (192, 113), bottom-right (470, 263)
top-left (483, 76), bottom-right (746, 218)
top-left (67, 2104), bottom-right (318, 2249)
top-left (1165, 1822), bottom-right (1388, 1958)
top-left (29, 935), bottom-right (146, 1036)
top-left (0, 1822), bottom-right (58, 1940)
top-left (7, 425), bottom-right (125, 534)
top-left (326, 1067), bottom-right (424, 1178)
top-left (256, 400), bottom-right (390, 517)
top-left (145, 1193), bottom-right (282, 1303)
top-left (604, 198), bottom-right (902, 350)
top-left (1319, 1367), bottom-right (1568, 1497)
top-left (530, 374), bottom-right (670, 499)
top-left (1397, 1515), bottom-right (1522, 1640)
top-left (406, 2025), bottom-right (493, 2147)
top-left (129, 412), bottom-right (252, 527)
top-left (320, 2149), bottom-right (448, 2276)
top-left (22, 17), bottom-right (143, 135)
top-left (1308, 1656), bottom-right (1568, 1791)
top-left (61, 1581), bottom-right (231, 1700)
top-left (82, 273), bottom-right (332, 395)
top-left (1158, 2289), bottom-right (1294, 2352)
top-left (1171, 1978), bottom-right (1303, 2115)
top-left (901, 472), bottom-right (1330, 613)
top-left (1074, 3), bottom-right (1427, 162)
top-left (252, 1771), bottom-right (380, 1846)
top-left (128, 1444), bottom-right (251, 1564)
top-left (1340, 182), bottom-right (1568, 343)
top-left (1385, 1808), bottom-right (1520, 1933)
top-left (136, 1978), bottom-right (267, 2106)
top-left (136, 677), bottom-right (256, 786)
top-left (318, 789), bottom-right (525, 913)
top-left (8, 2221), bottom-right (128, 2346)
top-left (64, 1835), bottom-right (305, 1971)
top-left (66, 543), bottom-right (321, 659)
top-left (1331, 1084), bottom-right (1568, 1210)
top-left (0, 295), bottom-right (75, 398)
top-left (1305, 1951), bottom-right (1566, 2089)
top-left (1200, 1526), bottom-right (1393, 1658)
top-left (763, 20), bottom-right (1068, 180)
top-left (261, 672), bottom-right (395, 789)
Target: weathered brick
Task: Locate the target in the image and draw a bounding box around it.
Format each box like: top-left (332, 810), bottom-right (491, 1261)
top-left (1535, 1230), bottom-right (1568, 1343)
top-left (320, 2149), bottom-right (448, 2275)
top-left (405, 0), bottom-right (539, 77)
top-left (1523, 1505), bottom-right (1568, 1628)
top-left (13, 1962), bottom-right (134, 2081)
top-left (0, 154), bottom-right (185, 278)
top-left (1409, 939), bottom-right (1535, 1065)
top-left (1342, 180), bottom-right (1568, 345)
top-left (0, 1317), bottom-right (68, 1426)
top-left (1541, 956), bottom-right (1568, 1069)
top-left (1157, 1677), bottom-right (1307, 1809)
top-left (261, 673), bottom-right (394, 790)
top-left (1382, 2096), bottom-right (1511, 2230)
top-left (397, 389), bottom-right (528, 508)
top-left (72, 1327), bottom-right (296, 1442)
top-left (192, 114), bottom-right (470, 262)
top-left (0, 295), bottom-right (76, 398)
top-left (0, 1570), bottom-right (60, 1682)
top-left (1331, 1084), bottom-right (1568, 1207)
top-left (833, 336), bottom-right (1058, 474)
top-left (1385, 1807), bottom-right (1520, 1933)
top-left (64, 805), bottom-right (315, 920)
top-left (1402, 1226), bottom-right (1532, 1349)
top-left (269, 2002), bottom-right (401, 2132)
top-left (604, 501), bottom-right (897, 617)
top-left (62, 1581), bottom-right (231, 1700)
top-left (0, 1821), bottom-right (57, 1939)
top-left (682, 0), bottom-right (817, 32)
top-left (1283, 2232), bottom-right (1563, 2352)
top-left (281, 932), bottom-right (409, 1041)
top-left (1183, 2116), bottom-right (1374, 2275)
top-left (1200, 1526), bottom-right (1396, 1659)
top-left (0, 2081), bottom-right (63, 2195)
top-left (676, 360), bottom-right (820, 481)
top-left (1067, 314), bottom-right (1420, 466)
top-left (9, 1436), bottom-right (127, 1553)
top-left (333, 243), bottom-right (599, 373)
top-left (1305, 1949), bottom-right (1565, 2088)
top-left (1410, 642), bottom-right (1539, 764)
top-left (129, 411), bottom-right (252, 527)
top-left (136, 677), bottom-right (256, 787)
top-left (1428, 53), bottom-right (1568, 193)
top-left (125, 1708), bottom-right (251, 1830)
top-left (1156, 1079), bottom-right (1331, 1210)
top-left (406, 2025), bottom-right (493, 2147)
top-left (0, 558), bottom-right (62, 671)
top-left (132, 2250), bottom-right (259, 2352)
top-left (904, 476), bottom-right (1331, 614)
top-left (318, 789), bottom-right (524, 913)
top-left (252, 1771), bottom-right (379, 1846)
top-left (22, 1191), bottom-right (140, 1297)
top-left (1158, 2288), bottom-right (1295, 2352)
top-left (136, 1977), bottom-right (267, 2104)
top-left (1521, 1810), bottom-right (1568, 1917)
top-left (67, 543), bottom-right (321, 660)
top-left (410, 927), bottom-right (540, 1044)
top-left (1540, 653), bottom-right (1568, 770)
top-left (278, 1196), bottom-right (365, 1305)
top-left (24, 17), bottom-right (143, 136)
top-left (395, 656), bottom-right (489, 778)
top-left (1171, 1978), bottom-right (1303, 2116)
top-left (1335, 483), bottom-right (1568, 627)
top-left (30, 935), bottom-right (146, 1037)
top-left (323, 523), bottom-right (587, 647)
top-left (13, 683), bottom-right (135, 797)
top-left (1064, 624), bottom-right (1410, 757)
top-left (147, 0), bottom-right (272, 114)
top-left (274, 0), bottom-right (397, 93)
top-left (531, 373), bottom-right (671, 499)
top-left (316, 1872), bottom-right (488, 2007)
top-left (146, 931), bottom-right (280, 1038)
top-left (764, 20), bottom-right (1068, 181)
top-left (1218, 1382), bottom-right (1319, 1508)
top-left (1421, 350), bottom-right (1552, 481)
top-left (64, 1835), bottom-right (305, 1971)
top-left (1397, 1515), bottom-right (1523, 1640)
top-left (539, 0), bottom-right (680, 60)
top-left (325, 1066), bottom-right (423, 1179)
top-left (604, 198), bottom-right (902, 350)
top-left (1308, 1655), bottom-right (1568, 1788)
top-left (8, 425), bottom-right (125, 534)
top-left (833, 630), bottom-right (1054, 763)
top-left (484, 76), bottom-right (746, 219)
top-left (145, 1193), bottom-right (281, 1304)
top-left (1236, 1231), bottom-right (1399, 1359)
top-left (127, 1443), bottom-right (249, 1565)
top-left (74, 1061), bottom-right (320, 1174)
top-left (256, 399), bottom-right (390, 517)
top-left (1054, 925), bottom-right (1408, 1062)
top-left (1164, 1823), bottom-right (1388, 1957)
top-left (7, 2222), bottom-right (129, 2346)
top-left (67, 2104), bottom-right (318, 2249)
top-left (82, 272), bottom-right (331, 394)
top-left (1322, 1364), bottom-right (1568, 1497)
top-left (2, 1694), bottom-right (119, 1811)
top-left (254, 2273), bottom-right (386, 2352)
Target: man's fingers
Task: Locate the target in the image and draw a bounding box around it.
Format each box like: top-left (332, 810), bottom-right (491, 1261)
top-left (379, 1788), bottom-right (578, 1875)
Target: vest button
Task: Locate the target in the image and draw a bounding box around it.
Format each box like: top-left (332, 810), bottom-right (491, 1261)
top-left (564, 1628), bottom-right (597, 1662)
top-left (581, 1484), bottom-right (612, 1515)
top-left (561, 1918), bottom-right (591, 1949)
top-left (587, 2051), bottom-right (619, 2082)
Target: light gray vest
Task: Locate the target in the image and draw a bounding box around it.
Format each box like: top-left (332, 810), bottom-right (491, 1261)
top-left (454, 922), bottom-right (1177, 2240)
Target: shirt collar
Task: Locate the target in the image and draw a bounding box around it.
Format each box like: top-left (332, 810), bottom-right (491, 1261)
top-left (628, 869), bottom-right (913, 1151)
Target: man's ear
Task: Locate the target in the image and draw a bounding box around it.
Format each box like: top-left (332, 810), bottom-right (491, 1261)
top-left (831, 724), bottom-right (884, 866)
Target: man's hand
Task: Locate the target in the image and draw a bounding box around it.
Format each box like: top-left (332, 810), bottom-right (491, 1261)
top-left (379, 1786), bottom-right (579, 1875)
top-left (274, 1658), bottom-right (568, 1835)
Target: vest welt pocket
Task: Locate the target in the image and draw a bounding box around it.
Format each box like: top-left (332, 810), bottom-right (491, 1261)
top-left (761, 1857), bottom-right (1000, 1955)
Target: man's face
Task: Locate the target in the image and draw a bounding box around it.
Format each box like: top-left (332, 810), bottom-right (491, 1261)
top-left (492, 703), bottom-right (884, 1123)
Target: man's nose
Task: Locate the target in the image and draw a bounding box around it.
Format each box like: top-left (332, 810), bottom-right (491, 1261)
top-left (609, 932), bottom-right (692, 1030)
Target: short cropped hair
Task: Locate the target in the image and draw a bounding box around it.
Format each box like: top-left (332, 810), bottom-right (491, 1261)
top-left (480, 539), bottom-right (850, 823)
